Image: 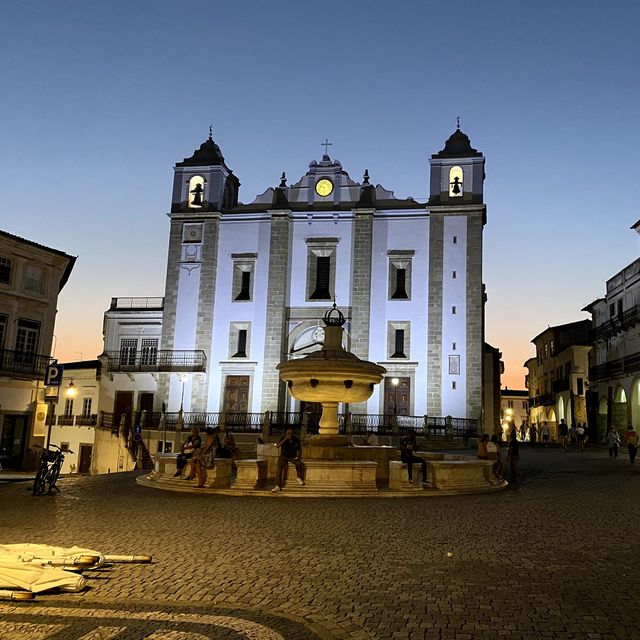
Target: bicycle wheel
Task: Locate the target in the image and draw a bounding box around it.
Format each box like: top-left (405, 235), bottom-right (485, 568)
top-left (46, 461), bottom-right (62, 493)
top-left (32, 463), bottom-right (47, 496)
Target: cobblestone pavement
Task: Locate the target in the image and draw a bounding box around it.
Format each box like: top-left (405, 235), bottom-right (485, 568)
top-left (1, 446), bottom-right (639, 639)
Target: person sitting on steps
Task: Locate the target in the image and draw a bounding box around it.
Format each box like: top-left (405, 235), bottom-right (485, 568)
top-left (399, 428), bottom-right (427, 485)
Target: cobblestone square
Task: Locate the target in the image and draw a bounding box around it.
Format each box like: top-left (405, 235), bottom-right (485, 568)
top-left (1, 447), bottom-right (639, 639)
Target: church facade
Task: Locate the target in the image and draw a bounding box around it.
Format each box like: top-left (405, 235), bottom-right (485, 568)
top-left (103, 128), bottom-right (487, 425)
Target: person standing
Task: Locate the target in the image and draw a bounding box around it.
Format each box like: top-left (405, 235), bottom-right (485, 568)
top-left (623, 425), bottom-right (638, 465)
top-left (272, 428), bottom-right (305, 492)
top-left (558, 419), bottom-right (569, 451)
top-left (575, 423), bottom-right (586, 452)
top-left (569, 424), bottom-right (577, 447)
top-left (507, 433), bottom-right (520, 483)
top-left (477, 433), bottom-right (490, 460)
top-left (399, 428), bottom-right (427, 484)
top-left (529, 424), bottom-right (538, 447)
top-left (607, 426), bottom-right (621, 460)
top-left (540, 422), bottom-right (550, 447)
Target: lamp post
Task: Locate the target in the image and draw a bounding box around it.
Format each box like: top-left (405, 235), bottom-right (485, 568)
top-left (45, 379), bottom-right (77, 450)
top-left (391, 377), bottom-right (400, 414)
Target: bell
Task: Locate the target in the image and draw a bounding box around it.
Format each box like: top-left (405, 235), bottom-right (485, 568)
top-left (451, 177), bottom-right (461, 195)
top-left (190, 184), bottom-right (204, 206)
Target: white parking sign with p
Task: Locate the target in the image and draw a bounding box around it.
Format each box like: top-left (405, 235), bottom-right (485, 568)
top-left (44, 364), bottom-right (64, 386)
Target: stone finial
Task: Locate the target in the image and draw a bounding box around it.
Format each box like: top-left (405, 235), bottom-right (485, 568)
top-left (279, 172), bottom-right (287, 188)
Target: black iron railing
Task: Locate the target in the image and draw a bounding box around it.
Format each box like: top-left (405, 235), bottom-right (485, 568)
top-left (57, 415), bottom-right (74, 426)
top-left (590, 350), bottom-right (640, 381)
top-left (104, 350), bottom-right (207, 373)
top-left (75, 414), bottom-right (97, 426)
top-left (0, 348), bottom-right (53, 378)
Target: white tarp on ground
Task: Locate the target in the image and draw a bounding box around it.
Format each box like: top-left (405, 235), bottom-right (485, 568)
top-left (0, 562), bottom-right (86, 593)
top-left (0, 544), bottom-right (104, 568)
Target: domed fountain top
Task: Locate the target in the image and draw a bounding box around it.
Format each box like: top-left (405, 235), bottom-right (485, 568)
top-left (323, 302), bottom-right (345, 327)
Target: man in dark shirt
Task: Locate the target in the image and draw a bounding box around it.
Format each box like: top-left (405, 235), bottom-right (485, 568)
top-left (272, 428), bottom-right (305, 492)
top-left (558, 419), bottom-right (569, 451)
top-left (399, 428), bottom-right (427, 484)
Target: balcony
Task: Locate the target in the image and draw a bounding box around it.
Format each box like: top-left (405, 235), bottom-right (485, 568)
top-left (590, 350), bottom-right (640, 381)
top-left (76, 414), bottom-right (98, 427)
top-left (109, 297), bottom-right (164, 310)
top-left (531, 393), bottom-right (555, 407)
top-left (552, 379), bottom-right (570, 393)
top-left (104, 350), bottom-right (207, 373)
top-left (0, 348), bottom-right (53, 379)
top-left (57, 415), bottom-right (74, 426)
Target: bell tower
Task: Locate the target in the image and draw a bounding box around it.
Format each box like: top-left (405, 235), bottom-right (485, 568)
top-left (426, 125), bottom-right (486, 423)
top-left (429, 124), bottom-right (485, 205)
top-left (170, 129), bottom-right (239, 213)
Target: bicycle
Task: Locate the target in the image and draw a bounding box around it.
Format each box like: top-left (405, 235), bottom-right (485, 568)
top-left (32, 444), bottom-right (72, 496)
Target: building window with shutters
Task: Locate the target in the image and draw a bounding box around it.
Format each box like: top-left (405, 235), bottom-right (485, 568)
top-left (306, 238), bottom-right (339, 301)
top-left (120, 339), bottom-right (137, 366)
top-left (0, 256), bottom-right (12, 285)
top-left (64, 398), bottom-right (74, 418)
top-left (140, 338), bottom-right (158, 366)
top-left (82, 398), bottom-right (92, 418)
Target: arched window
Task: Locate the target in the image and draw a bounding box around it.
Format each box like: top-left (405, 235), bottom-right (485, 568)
top-left (449, 166), bottom-right (463, 197)
top-left (188, 175), bottom-right (206, 208)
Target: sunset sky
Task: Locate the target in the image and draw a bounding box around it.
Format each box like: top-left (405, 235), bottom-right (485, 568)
top-left (2, 0), bottom-right (639, 389)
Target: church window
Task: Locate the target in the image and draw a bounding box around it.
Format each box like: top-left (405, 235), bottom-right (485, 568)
top-left (311, 257), bottom-right (331, 299)
top-left (452, 236), bottom-right (458, 244)
top-left (119, 338), bottom-right (137, 367)
top-left (452, 270), bottom-right (457, 279)
top-left (0, 257), bottom-right (11, 285)
top-left (452, 342), bottom-right (456, 350)
top-left (306, 238), bottom-right (339, 302)
top-left (391, 330), bottom-right (406, 358)
top-left (24, 264), bottom-right (44, 294)
top-left (234, 330), bottom-right (248, 358)
top-left (449, 166), bottom-right (463, 197)
top-left (237, 272), bottom-right (251, 300)
top-left (452, 381), bottom-right (457, 390)
top-left (387, 321), bottom-right (410, 359)
top-left (387, 250), bottom-right (414, 301)
top-left (140, 339), bottom-right (158, 366)
top-left (231, 254), bottom-right (257, 302)
top-left (188, 175), bottom-right (206, 208)
top-left (229, 322), bottom-right (250, 358)
top-left (452, 306), bottom-right (457, 314)
top-left (449, 355), bottom-right (460, 375)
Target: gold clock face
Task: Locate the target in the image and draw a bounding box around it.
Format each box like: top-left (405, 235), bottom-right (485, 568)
top-left (315, 178), bottom-right (334, 197)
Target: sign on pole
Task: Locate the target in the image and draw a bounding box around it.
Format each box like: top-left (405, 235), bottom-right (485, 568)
top-left (44, 364), bottom-right (64, 387)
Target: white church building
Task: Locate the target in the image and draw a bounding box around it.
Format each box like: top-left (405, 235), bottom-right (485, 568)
top-left (100, 127), bottom-right (487, 435)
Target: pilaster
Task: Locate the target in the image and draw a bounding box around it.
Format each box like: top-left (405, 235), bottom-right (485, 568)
top-left (465, 211), bottom-right (484, 419)
top-left (427, 215), bottom-right (444, 416)
top-left (349, 209), bottom-right (374, 413)
top-left (261, 212), bottom-right (292, 411)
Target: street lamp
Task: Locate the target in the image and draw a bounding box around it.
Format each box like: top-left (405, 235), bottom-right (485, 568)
top-left (178, 373), bottom-right (189, 412)
top-left (391, 377), bottom-right (400, 415)
top-left (66, 381), bottom-right (77, 398)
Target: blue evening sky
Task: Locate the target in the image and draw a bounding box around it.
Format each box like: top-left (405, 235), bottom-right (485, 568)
top-left (1, 0), bottom-right (639, 386)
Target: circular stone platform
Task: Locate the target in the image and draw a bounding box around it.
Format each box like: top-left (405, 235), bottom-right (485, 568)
top-left (137, 449), bottom-right (507, 497)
